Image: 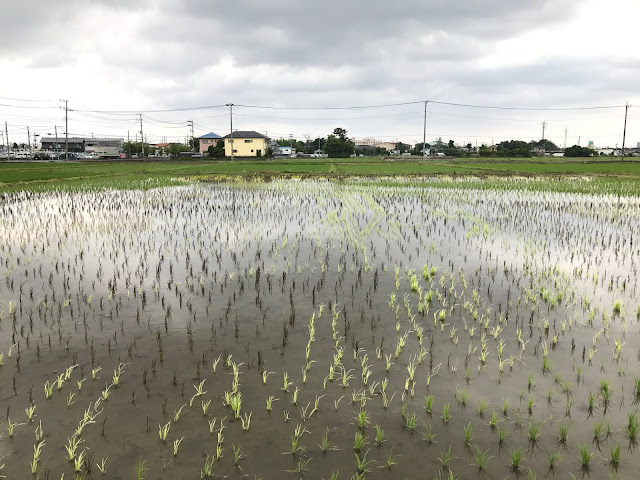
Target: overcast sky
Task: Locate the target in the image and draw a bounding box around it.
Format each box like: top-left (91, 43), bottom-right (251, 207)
top-left (1, 0), bottom-right (638, 148)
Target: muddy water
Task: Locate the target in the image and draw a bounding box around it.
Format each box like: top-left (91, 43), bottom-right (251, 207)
top-left (0, 181), bottom-right (639, 479)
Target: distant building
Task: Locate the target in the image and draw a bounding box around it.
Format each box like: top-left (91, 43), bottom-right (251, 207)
top-left (40, 137), bottom-right (123, 156)
top-left (198, 132), bottom-right (222, 155)
top-left (223, 131), bottom-right (269, 157)
top-left (277, 145), bottom-right (295, 156)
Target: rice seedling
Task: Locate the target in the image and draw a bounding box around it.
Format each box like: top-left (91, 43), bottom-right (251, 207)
top-left (510, 446), bottom-right (524, 472)
top-left (96, 456), bottom-right (108, 475)
top-left (405, 413), bottom-right (419, 433)
top-left (355, 408), bottom-right (370, 430)
top-left (233, 444), bottom-right (244, 467)
top-left (173, 436), bottom-right (184, 457)
top-left (438, 445), bottom-right (454, 471)
top-left (353, 431), bottom-right (367, 452)
top-left (241, 411), bottom-right (252, 430)
top-left (472, 445), bottom-right (492, 472)
top-left (158, 421), bottom-right (171, 444)
top-left (173, 404), bottom-right (187, 422)
top-left (425, 394), bottom-right (434, 414)
top-left (578, 443), bottom-right (593, 470)
top-left (625, 410), bottom-right (639, 444)
top-left (476, 400), bottom-right (488, 418)
top-left (463, 422), bottom-right (474, 445)
top-left (374, 425), bottom-right (385, 446)
top-left (441, 403), bottom-right (451, 424)
top-left (190, 379), bottom-right (207, 407)
top-left (201, 453), bottom-right (215, 477)
top-left (527, 420), bottom-right (542, 445)
top-left (557, 423), bottom-right (569, 444)
top-left (607, 443), bottom-right (621, 470)
top-left (547, 450), bottom-right (562, 472)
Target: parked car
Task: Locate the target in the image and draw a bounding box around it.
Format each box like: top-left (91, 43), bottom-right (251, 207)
top-left (131, 154), bottom-right (139, 159)
top-left (193, 153), bottom-right (203, 158)
top-left (33, 153), bottom-right (51, 160)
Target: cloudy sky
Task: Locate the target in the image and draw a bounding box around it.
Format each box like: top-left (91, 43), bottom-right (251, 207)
top-left (1, 0), bottom-right (638, 148)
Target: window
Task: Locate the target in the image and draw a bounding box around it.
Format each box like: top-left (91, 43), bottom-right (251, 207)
top-left (251, 150), bottom-right (254, 153)
top-left (233, 149), bottom-right (237, 153)
top-left (244, 139), bottom-right (253, 143)
top-left (228, 139), bottom-right (234, 144)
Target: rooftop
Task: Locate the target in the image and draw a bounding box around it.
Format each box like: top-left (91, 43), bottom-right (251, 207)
top-left (199, 132), bottom-right (222, 139)
top-left (222, 131), bottom-right (267, 139)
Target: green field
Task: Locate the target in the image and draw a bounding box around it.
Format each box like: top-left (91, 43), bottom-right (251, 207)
top-left (1, 157), bottom-right (639, 194)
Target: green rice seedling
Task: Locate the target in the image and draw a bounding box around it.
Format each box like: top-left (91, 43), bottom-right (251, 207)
top-left (190, 379), bottom-right (207, 407)
top-left (375, 425), bottom-right (385, 446)
top-left (30, 440), bottom-right (45, 474)
top-left (201, 454), bottom-right (215, 477)
top-left (233, 444), bottom-right (244, 466)
top-left (422, 421), bottom-right (437, 445)
top-left (6, 417), bottom-right (24, 438)
top-left (380, 447), bottom-right (397, 470)
top-left (607, 443), bottom-right (621, 470)
top-left (455, 388), bottom-right (467, 408)
top-left (438, 445), bottom-right (453, 471)
top-left (173, 404), bottom-right (186, 422)
top-left (476, 400), bottom-right (488, 418)
top-left (96, 456), bottom-right (108, 475)
top-left (633, 377), bottom-right (640, 400)
top-left (528, 420), bottom-right (542, 445)
top-left (173, 436), bottom-right (184, 457)
top-left (354, 450), bottom-right (373, 475)
top-left (35, 420), bottom-right (44, 442)
top-left (292, 386), bottom-right (300, 406)
top-left (578, 443), bottom-right (593, 469)
top-left (67, 392), bottom-right (76, 407)
top-left (626, 410), bottom-right (639, 444)
top-left (77, 378), bottom-right (86, 391)
top-left (528, 374), bottom-right (535, 392)
top-left (92, 365), bottom-right (102, 380)
top-left (547, 451), bottom-right (561, 472)
top-left (158, 421), bottom-right (171, 444)
top-left (502, 398), bottom-right (509, 416)
top-left (44, 381), bottom-right (53, 399)
top-left (593, 419), bottom-right (606, 445)
top-left (266, 396), bottom-right (278, 412)
top-left (442, 403), bottom-right (451, 424)
top-left (101, 383), bottom-right (112, 401)
top-left (542, 356), bottom-right (551, 374)
top-left (405, 413), bottom-right (419, 433)
top-left (202, 399), bottom-right (211, 416)
top-left (463, 422), bottom-right (474, 445)
top-left (527, 395), bottom-right (535, 415)
top-left (489, 410), bottom-right (499, 429)
top-left (613, 300), bottom-right (622, 316)
top-left (425, 394), bottom-right (434, 414)
top-left (65, 435), bottom-right (84, 460)
top-left (557, 423), bottom-right (569, 444)
top-left (497, 427), bottom-right (508, 445)
top-left (241, 411), bottom-right (252, 431)
top-left (510, 446), bottom-right (524, 472)
top-left (135, 459), bottom-right (148, 480)
top-left (25, 403), bottom-right (36, 423)
top-left (356, 408), bottom-right (370, 430)
top-left (74, 448), bottom-right (85, 472)
top-left (353, 431), bottom-right (367, 452)
top-left (212, 355), bottom-right (221, 374)
top-left (472, 445), bottom-right (492, 472)
top-left (55, 374), bottom-right (65, 391)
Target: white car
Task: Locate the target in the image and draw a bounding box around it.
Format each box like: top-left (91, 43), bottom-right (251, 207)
top-left (85, 153), bottom-right (99, 160)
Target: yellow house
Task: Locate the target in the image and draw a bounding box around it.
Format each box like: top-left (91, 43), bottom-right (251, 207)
top-left (223, 131), bottom-right (269, 157)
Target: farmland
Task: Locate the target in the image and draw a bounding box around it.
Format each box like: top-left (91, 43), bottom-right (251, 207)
top-left (0, 167), bottom-right (639, 479)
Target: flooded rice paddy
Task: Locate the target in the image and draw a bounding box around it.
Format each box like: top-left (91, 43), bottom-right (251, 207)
top-left (1, 179), bottom-right (639, 480)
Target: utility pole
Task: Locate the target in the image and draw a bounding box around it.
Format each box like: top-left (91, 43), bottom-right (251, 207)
top-left (226, 103), bottom-right (234, 161)
top-left (188, 120), bottom-right (195, 153)
top-left (27, 126), bottom-right (32, 156)
top-left (622, 102), bottom-right (629, 158)
top-left (5, 122), bottom-right (10, 160)
top-left (564, 128), bottom-right (568, 150)
top-left (61, 99), bottom-right (69, 159)
top-left (541, 121), bottom-right (547, 155)
top-left (423, 100), bottom-right (428, 157)
top-left (55, 126), bottom-right (59, 158)
top-left (127, 130), bottom-right (131, 159)
top-left (139, 114), bottom-right (145, 160)
top-left (290, 134), bottom-right (294, 155)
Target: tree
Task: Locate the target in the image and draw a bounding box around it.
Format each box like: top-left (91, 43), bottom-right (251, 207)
top-left (564, 145), bottom-right (593, 157)
top-left (333, 127), bottom-right (347, 139)
top-left (478, 145), bottom-right (493, 157)
top-left (496, 140), bottom-right (531, 157)
top-left (189, 137), bottom-right (200, 150)
top-left (395, 142), bottom-right (410, 154)
top-left (412, 142), bottom-right (430, 155)
top-left (530, 139), bottom-right (558, 151)
top-left (323, 128), bottom-right (355, 158)
top-left (207, 139), bottom-right (225, 158)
